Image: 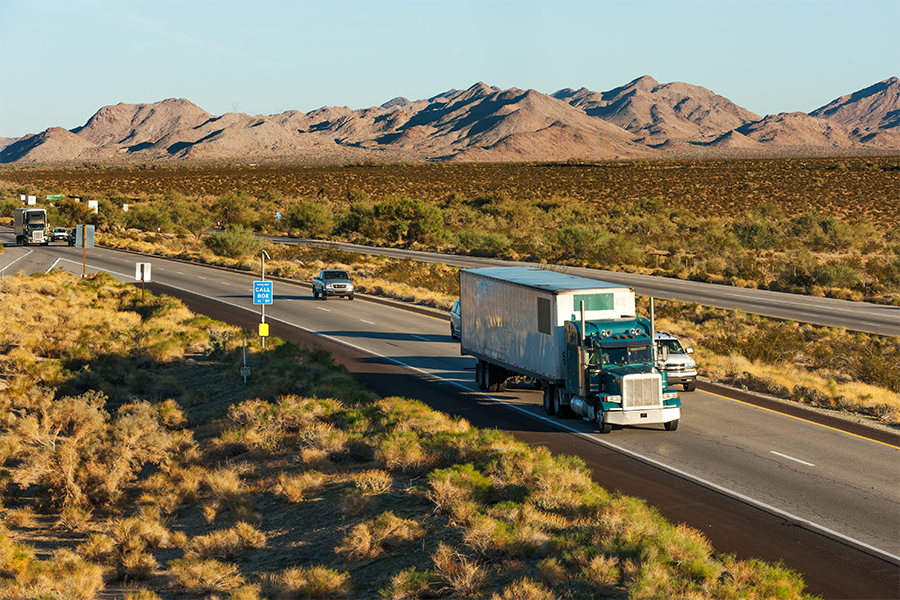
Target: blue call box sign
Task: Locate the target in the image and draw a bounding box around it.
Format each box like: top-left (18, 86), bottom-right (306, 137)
top-left (253, 281), bottom-right (273, 305)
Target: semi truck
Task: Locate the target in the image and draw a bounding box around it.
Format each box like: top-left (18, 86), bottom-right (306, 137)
top-left (459, 267), bottom-right (681, 433)
top-left (14, 208), bottom-right (49, 245)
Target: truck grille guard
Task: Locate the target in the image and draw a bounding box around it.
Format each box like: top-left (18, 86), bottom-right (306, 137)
top-left (622, 373), bottom-right (663, 408)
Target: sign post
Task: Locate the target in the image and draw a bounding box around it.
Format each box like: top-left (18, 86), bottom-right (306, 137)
top-left (253, 250), bottom-right (272, 347)
top-left (76, 224), bottom-right (95, 278)
top-left (135, 263), bottom-right (151, 300)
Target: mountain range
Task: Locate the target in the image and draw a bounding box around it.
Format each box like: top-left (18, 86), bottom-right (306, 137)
top-left (1, 75), bottom-right (897, 165)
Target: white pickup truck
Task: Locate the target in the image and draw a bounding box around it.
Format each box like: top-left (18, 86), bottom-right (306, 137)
top-left (311, 269), bottom-right (355, 300)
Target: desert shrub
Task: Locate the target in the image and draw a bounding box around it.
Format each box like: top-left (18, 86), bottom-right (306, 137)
top-left (350, 469), bottom-right (393, 495)
top-left (277, 470), bottom-right (327, 503)
top-left (214, 191), bottom-right (257, 228)
top-left (335, 511), bottom-right (425, 561)
top-left (285, 200), bottom-right (333, 238)
top-left (204, 224), bottom-right (265, 258)
top-left (7, 392), bottom-right (174, 509)
top-left (731, 211), bottom-right (781, 251)
top-left (266, 565), bottom-right (351, 599)
top-left (456, 229), bottom-right (510, 257)
top-left (431, 541), bottom-right (488, 597)
top-left (380, 566), bottom-right (441, 600)
top-left (186, 522), bottom-right (266, 559)
top-left (492, 577), bottom-right (555, 600)
top-left (706, 318), bottom-right (807, 364)
top-left (124, 202), bottom-right (177, 233)
top-left (427, 463), bottom-right (495, 516)
top-left (168, 558), bottom-right (246, 594)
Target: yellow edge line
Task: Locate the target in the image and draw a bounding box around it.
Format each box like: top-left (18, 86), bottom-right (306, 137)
top-left (704, 389), bottom-right (900, 450)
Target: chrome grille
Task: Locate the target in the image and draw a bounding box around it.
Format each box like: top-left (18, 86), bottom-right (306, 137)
top-left (622, 373), bottom-right (662, 408)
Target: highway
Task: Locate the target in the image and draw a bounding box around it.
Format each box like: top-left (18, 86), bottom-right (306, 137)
top-left (266, 236), bottom-right (900, 337)
top-left (2, 235), bottom-right (899, 599)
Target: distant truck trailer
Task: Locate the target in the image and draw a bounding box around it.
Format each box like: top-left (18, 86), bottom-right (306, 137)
top-left (14, 208), bottom-right (49, 245)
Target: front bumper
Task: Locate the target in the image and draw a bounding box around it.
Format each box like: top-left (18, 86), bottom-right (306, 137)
top-left (664, 370), bottom-right (697, 385)
top-left (605, 405), bottom-right (681, 426)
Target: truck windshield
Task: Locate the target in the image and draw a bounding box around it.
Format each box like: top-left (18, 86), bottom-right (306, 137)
top-left (600, 345), bottom-right (652, 366)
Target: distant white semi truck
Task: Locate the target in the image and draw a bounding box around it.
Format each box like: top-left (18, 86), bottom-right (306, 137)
top-left (459, 267), bottom-right (681, 433)
top-left (14, 208), bottom-right (49, 245)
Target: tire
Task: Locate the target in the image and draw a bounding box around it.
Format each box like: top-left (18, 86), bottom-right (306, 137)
top-left (450, 324), bottom-right (459, 340)
top-left (348, 293), bottom-right (354, 300)
top-left (664, 419), bottom-right (679, 431)
top-left (597, 411), bottom-right (612, 434)
top-left (312, 288), bottom-right (319, 299)
top-left (475, 361), bottom-right (487, 391)
top-left (543, 385), bottom-right (557, 415)
top-left (487, 363), bottom-right (506, 393)
top-left (321, 293), bottom-right (327, 301)
top-left (683, 381), bottom-right (695, 392)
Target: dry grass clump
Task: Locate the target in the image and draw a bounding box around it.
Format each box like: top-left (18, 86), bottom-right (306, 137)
top-left (335, 511), bottom-right (426, 561)
top-left (167, 557), bottom-right (246, 594)
top-left (276, 470), bottom-right (327, 503)
top-left (185, 522), bottom-right (266, 559)
top-left (264, 565), bottom-right (352, 598)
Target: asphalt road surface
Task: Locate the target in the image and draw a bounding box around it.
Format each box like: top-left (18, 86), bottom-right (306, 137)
top-left (2, 234), bottom-right (899, 599)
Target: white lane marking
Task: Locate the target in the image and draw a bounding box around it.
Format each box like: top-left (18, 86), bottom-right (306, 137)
top-left (360, 320), bottom-right (376, 325)
top-left (177, 272), bottom-right (184, 274)
top-left (3, 248), bottom-right (34, 273)
top-left (50, 258), bottom-right (133, 279)
top-left (412, 335), bottom-right (430, 341)
top-left (198, 276), bottom-right (206, 279)
top-left (317, 307), bottom-right (331, 312)
top-left (120, 277), bottom-right (900, 565)
top-left (221, 282), bottom-right (230, 286)
top-left (770, 451), bottom-right (815, 466)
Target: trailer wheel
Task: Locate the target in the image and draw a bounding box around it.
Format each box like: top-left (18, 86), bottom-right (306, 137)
top-left (664, 419), bottom-right (679, 431)
top-left (542, 385), bottom-right (556, 415)
top-left (487, 364), bottom-right (506, 393)
top-left (475, 361), bottom-right (485, 390)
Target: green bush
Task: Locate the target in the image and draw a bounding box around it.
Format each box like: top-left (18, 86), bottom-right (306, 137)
top-left (204, 225), bottom-right (265, 259)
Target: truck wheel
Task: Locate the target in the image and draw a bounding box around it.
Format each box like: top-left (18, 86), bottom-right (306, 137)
top-left (348, 293), bottom-right (354, 300)
top-left (664, 419), bottom-right (679, 431)
top-left (543, 385), bottom-right (557, 415)
top-left (313, 289), bottom-right (319, 299)
top-left (487, 364), bottom-right (506, 393)
top-left (475, 361), bottom-right (487, 391)
top-left (597, 411), bottom-right (612, 434)
top-left (683, 382), bottom-right (695, 392)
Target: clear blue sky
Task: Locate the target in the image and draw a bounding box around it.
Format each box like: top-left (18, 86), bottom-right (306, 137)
top-left (1, 0), bottom-right (898, 139)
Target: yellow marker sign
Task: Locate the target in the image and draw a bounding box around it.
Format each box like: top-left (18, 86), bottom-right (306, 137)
top-left (259, 323), bottom-right (269, 337)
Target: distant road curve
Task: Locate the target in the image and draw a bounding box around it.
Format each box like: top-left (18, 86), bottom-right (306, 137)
top-left (264, 235), bottom-right (899, 337)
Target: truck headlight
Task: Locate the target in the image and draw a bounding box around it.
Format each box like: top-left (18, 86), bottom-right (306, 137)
top-left (605, 395), bottom-right (622, 404)
top-left (663, 392), bottom-right (679, 401)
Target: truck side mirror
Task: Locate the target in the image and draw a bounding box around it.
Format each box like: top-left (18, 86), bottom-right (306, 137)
top-left (659, 346), bottom-right (669, 362)
top-left (686, 348), bottom-right (693, 354)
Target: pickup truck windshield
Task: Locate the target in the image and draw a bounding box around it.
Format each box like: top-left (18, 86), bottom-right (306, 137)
top-left (322, 271), bottom-right (349, 280)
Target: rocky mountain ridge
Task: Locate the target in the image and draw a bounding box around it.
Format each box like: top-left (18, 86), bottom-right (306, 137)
top-left (2, 76), bottom-right (897, 165)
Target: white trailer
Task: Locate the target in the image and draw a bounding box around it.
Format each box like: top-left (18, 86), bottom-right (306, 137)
top-left (460, 267), bottom-right (636, 387)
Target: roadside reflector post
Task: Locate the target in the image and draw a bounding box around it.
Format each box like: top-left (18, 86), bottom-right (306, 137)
top-left (135, 262), bottom-right (151, 300)
top-left (241, 338), bottom-right (249, 383)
